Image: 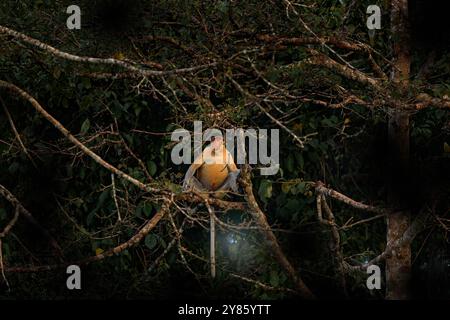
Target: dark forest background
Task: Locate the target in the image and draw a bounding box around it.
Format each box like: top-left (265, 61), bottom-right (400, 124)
top-left (0, 0), bottom-right (449, 299)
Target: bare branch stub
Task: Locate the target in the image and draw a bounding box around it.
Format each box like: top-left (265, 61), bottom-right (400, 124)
top-left (315, 181), bottom-right (389, 215)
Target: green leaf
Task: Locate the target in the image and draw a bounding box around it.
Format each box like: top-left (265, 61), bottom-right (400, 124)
top-left (296, 153), bottom-right (304, 170)
top-left (444, 142), bottom-right (450, 153)
top-left (281, 183), bottom-right (291, 194)
top-left (283, 199), bottom-right (300, 214)
top-left (53, 67), bottom-right (61, 79)
top-left (145, 234), bottom-right (158, 250)
top-left (295, 182), bottom-right (306, 194)
top-left (124, 133), bottom-right (133, 145)
top-left (165, 181), bottom-right (182, 194)
top-left (147, 160), bottom-right (157, 176)
top-left (80, 95), bottom-right (92, 111)
top-left (98, 189), bottom-right (110, 206)
top-left (80, 118), bottom-right (90, 134)
top-left (143, 202), bottom-right (153, 217)
top-left (285, 154), bottom-right (294, 172)
top-left (8, 162), bottom-right (19, 174)
top-left (216, 0), bottom-right (229, 13)
top-left (269, 270), bottom-right (279, 287)
top-left (258, 180), bottom-right (273, 202)
top-left (0, 208), bottom-right (6, 220)
top-left (87, 190), bottom-right (110, 225)
top-left (2, 242), bottom-right (9, 256)
top-left (79, 167), bottom-right (85, 179)
top-left (134, 105), bottom-right (143, 117)
top-left (266, 68), bottom-right (280, 83)
top-left (135, 203), bottom-right (143, 218)
top-left (81, 78), bottom-right (91, 89)
top-left (86, 210), bottom-right (96, 226)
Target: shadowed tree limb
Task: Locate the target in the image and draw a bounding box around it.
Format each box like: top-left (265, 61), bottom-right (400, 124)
top-left (347, 211), bottom-right (429, 272)
top-left (3, 199), bottom-right (171, 272)
top-left (0, 184), bottom-right (63, 258)
top-left (316, 194), bottom-right (348, 296)
top-left (0, 96), bottom-right (36, 166)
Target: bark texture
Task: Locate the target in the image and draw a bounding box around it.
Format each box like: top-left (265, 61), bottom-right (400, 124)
top-left (386, 0), bottom-right (412, 300)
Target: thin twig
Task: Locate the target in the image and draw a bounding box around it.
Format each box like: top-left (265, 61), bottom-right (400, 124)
top-left (204, 199), bottom-right (216, 279)
top-left (230, 273), bottom-right (297, 294)
top-left (0, 239), bottom-right (10, 289)
top-left (0, 184), bottom-right (63, 257)
top-left (0, 96), bottom-right (36, 166)
top-left (111, 173), bottom-right (122, 222)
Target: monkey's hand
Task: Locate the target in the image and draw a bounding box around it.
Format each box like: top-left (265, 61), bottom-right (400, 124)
top-left (183, 175), bottom-right (208, 192)
top-left (182, 164), bottom-right (197, 191)
top-left (182, 176), bottom-right (191, 191)
top-left (222, 169), bottom-right (240, 193)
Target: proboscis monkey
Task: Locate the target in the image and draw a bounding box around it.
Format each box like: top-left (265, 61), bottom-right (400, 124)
top-left (182, 135), bottom-right (240, 195)
top-left (182, 135), bottom-right (240, 278)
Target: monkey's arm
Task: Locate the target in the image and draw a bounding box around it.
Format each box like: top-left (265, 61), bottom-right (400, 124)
top-left (216, 148), bottom-right (240, 192)
top-left (182, 152), bottom-right (204, 191)
top-left (225, 149), bottom-right (238, 172)
top-left (216, 169), bottom-right (240, 192)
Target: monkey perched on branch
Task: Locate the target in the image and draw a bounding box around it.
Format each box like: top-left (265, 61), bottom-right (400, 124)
top-left (182, 134), bottom-right (240, 279)
top-left (183, 135), bottom-right (240, 195)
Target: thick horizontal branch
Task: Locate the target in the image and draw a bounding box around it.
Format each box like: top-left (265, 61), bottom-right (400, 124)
top-left (76, 72), bottom-right (140, 80)
top-left (176, 193), bottom-right (246, 211)
top-left (305, 51), bottom-right (382, 91)
top-left (0, 25), bottom-right (216, 77)
top-left (257, 34), bottom-right (368, 52)
top-left (414, 93), bottom-right (450, 110)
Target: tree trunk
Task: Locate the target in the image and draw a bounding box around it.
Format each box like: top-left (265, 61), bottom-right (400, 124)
top-left (386, 0), bottom-right (411, 300)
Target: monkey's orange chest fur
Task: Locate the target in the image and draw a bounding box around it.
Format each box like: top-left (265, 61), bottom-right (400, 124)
top-left (197, 163), bottom-right (229, 191)
top-left (196, 150), bottom-right (229, 191)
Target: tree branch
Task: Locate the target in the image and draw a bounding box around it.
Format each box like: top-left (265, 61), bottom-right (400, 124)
top-left (3, 200), bottom-right (170, 272)
top-left (347, 211), bottom-right (429, 271)
top-left (0, 25), bottom-right (217, 77)
top-left (240, 166), bottom-right (314, 299)
top-left (0, 184), bottom-right (63, 257)
top-left (315, 181), bottom-right (389, 215)
top-left (0, 80), bottom-right (159, 194)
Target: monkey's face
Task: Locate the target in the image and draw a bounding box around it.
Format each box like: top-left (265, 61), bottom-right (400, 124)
top-left (210, 136), bottom-right (224, 151)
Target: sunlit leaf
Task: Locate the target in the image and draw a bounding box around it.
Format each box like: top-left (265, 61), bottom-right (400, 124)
top-left (80, 118), bottom-right (90, 134)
